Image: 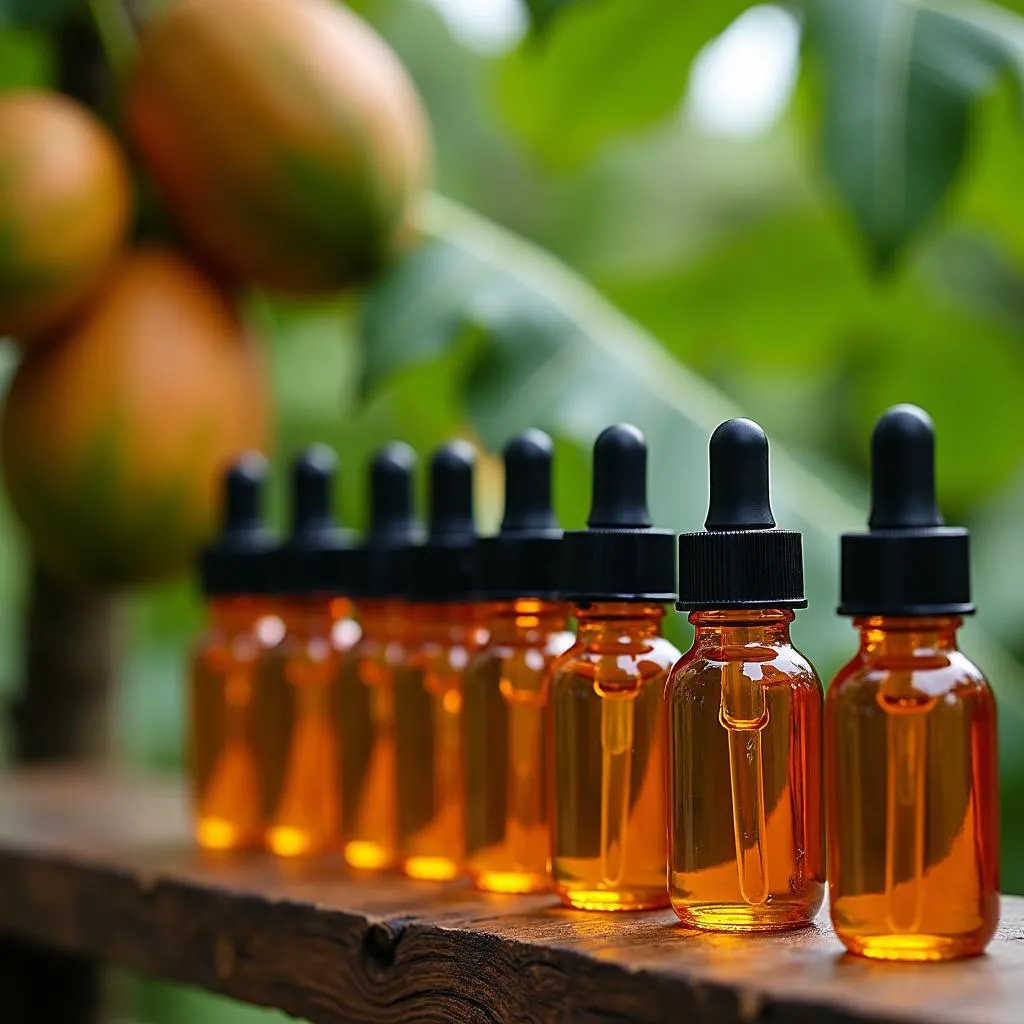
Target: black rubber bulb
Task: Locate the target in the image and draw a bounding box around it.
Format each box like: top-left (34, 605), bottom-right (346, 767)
top-left (369, 442), bottom-right (418, 544)
top-left (428, 440), bottom-right (475, 541)
top-left (587, 423), bottom-right (652, 529)
top-left (501, 429), bottom-right (558, 535)
top-left (868, 404), bottom-right (944, 530)
top-left (220, 451), bottom-right (268, 536)
top-left (704, 418), bottom-right (775, 532)
top-left (290, 444), bottom-right (337, 536)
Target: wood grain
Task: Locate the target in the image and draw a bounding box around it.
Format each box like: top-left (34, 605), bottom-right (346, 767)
top-left (0, 770), bottom-right (1020, 1024)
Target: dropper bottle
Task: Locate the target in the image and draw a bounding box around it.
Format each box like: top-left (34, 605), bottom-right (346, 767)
top-left (464, 430), bottom-right (574, 893)
top-left (826, 404), bottom-right (999, 960)
top-left (394, 440), bottom-right (483, 881)
top-left (667, 418), bottom-right (824, 930)
top-left (256, 445), bottom-right (357, 858)
top-left (338, 443), bottom-right (422, 871)
top-left (189, 452), bottom-right (280, 851)
top-left (550, 424), bottom-right (678, 911)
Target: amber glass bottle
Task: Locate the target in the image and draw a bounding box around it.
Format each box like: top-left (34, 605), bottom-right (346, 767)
top-left (550, 424), bottom-right (678, 911)
top-left (667, 419), bottom-right (824, 931)
top-left (464, 430), bottom-right (573, 893)
top-left (189, 452), bottom-right (280, 850)
top-left (827, 405), bottom-right (998, 961)
top-left (338, 443), bottom-right (421, 871)
top-left (395, 440), bottom-right (482, 881)
top-left (256, 446), bottom-right (358, 858)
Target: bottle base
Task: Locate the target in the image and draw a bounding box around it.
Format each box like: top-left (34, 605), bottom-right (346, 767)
top-left (557, 887), bottom-right (670, 912)
top-left (838, 932), bottom-right (989, 962)
top-left (344, 840), bottom-right (394, 871)
top-left (265, 825), bottom-right (333, 858)
top-left (195, 816), bottom-right (260, 852)
top-left (403, 855), bottom-right (462, 882)
top-left (671, 898), bottom-right (822, 933)
top-left (470, 868), bottom-right (550, 895)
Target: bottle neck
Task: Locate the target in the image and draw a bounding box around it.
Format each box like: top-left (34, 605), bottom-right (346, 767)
top-left (279, 595), bottom-right (351, 637)
top-left (854, 615), bottom-right (962, 657)
top-left (688, 608), bottom-right (794, 656)
top-left (354, 598), bottom-right (406, 638)
top-left (485, 598), bottom-right (569, 643)
top-left (408, 601), bottom-right (483, 645)
top-left (575, 601), bottom-right (664, 642)
top-left (208, 595), bottom-right (263, 632)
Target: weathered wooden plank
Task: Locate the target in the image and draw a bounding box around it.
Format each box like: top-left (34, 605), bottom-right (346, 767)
top-left (0, 770), bottom-right (1020, 1024)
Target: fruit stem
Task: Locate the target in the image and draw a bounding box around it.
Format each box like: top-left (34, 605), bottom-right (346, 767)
top-left (87, 0), bottom-right (138, 80)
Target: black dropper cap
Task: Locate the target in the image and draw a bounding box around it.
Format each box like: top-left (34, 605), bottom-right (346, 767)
top-left (479, 430), bottom-right (562, 600)
top-left (405, 440), bottom-right (479, 602)
top-left (839, 404), bottom-right (972, 616)
top-left (561, 424), bottom-right (676, 603)
top-left (200, 452), bottom-right (277, 596)
top-left (676, 419), bottom-right (805, 610)
top-left (274, 445), bottom-right (356, 595)
top-left (349, 442), bottom-right (423, 598)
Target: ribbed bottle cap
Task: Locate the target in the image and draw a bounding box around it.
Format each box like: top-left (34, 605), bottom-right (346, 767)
top-left (406, 440), bottom-right (479, 602)
top-left (677, 418), bottom-right (805, 610)
top-left (349, 442), bottom-right (423, 599)
top-left (839, 404), bottom-right (972, 616)
top-left (561, 424), bottom-right (676, 603)
top-left (479, 429), bottom-right (562, 599)
top-left (274, 445), bottom-right (356, 595)
top-left (200, 451), bottom-right (277, 596)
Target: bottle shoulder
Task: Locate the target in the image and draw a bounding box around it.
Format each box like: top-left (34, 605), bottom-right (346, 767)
top-left (667, 641), bottom-right (821, 693)
top-left (551, 634), bottom-right (681, 681)
top-left (827, 648), bottom-right (992, 702)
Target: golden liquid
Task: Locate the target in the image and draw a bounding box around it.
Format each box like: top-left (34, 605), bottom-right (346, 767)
top-left (666, 610), bottom-right (824, 931)
top-left (395, 602), bottom-right (484, 881)
top-left (255, 597), bottom-right (356, 858)
top-left (338, 599), bottom-right (407, 871)
top-left (189, 597), bottom-right (284, 851)
top-left (826, 617), bottom-right (999, 961)
top-left (550, 602), bottom-right (677, 911)
top-left (463, 600), bottom-right (574, 894)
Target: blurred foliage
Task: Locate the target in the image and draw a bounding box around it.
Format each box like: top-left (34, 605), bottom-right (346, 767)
top-left (5, 0), bottom-right (1024, 1019)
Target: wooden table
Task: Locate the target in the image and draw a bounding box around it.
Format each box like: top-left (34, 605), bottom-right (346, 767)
top-left (0, 771), bottom-right (1019, 1024)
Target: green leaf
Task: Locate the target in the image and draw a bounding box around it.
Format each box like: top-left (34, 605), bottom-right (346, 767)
top-left (358, 195), bottom-right (1024, 728)
top-left (0, 26), bottom-right (54, 88)
top-left (805, 0), bottom-right (1009, 269)
top-left (0, 0), bottom-right (80, 28)
top-left (498, 0), bottom-right (754, 170)
top-left (522, 0), bottom-right (582, 34)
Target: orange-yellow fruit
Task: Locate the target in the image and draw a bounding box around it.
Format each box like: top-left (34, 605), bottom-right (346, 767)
top-left (0, 92), bottom-right (131, 343)
top-left (126, 0), bottom-right (430, 294)
top-left (1, 248), bottom-right (270, 586)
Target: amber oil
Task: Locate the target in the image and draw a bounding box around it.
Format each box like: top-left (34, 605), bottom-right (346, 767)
top-left (551, 601), bottom-right (676, 910)
top-left (464, 598), bottom-right (573, 893)
top-left (258, 595), bottom-right (355, 857)
top-left (826, 615), bottom-right (998, 960)
top-left (666, 609), bottom-right (824, 930)
top-left (338, 598), bottom-right (407, 870)
top-left (395, 601), bottom-right (484, 880)
top-left (190, 595), bottom-right (284, 850)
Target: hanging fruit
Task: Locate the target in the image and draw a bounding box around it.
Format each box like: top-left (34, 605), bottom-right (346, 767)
top-left (1, 248), bottom-right (270, 586)
top-left (126, 0), bottom-right (431, 295)
top-left (0, 92), bottom-right (132, 345)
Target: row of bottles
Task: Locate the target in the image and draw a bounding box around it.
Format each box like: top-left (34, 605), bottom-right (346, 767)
top-left (188, 405), bottom-right (999, 963)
